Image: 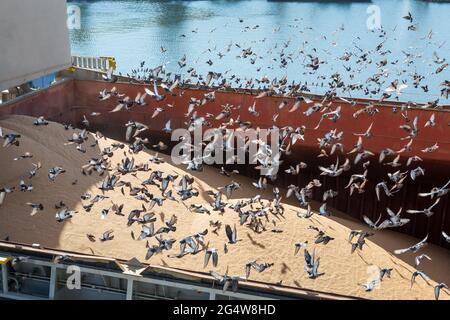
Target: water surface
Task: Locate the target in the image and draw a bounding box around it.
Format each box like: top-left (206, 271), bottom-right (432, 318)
top-left (69, 0), bottom-right (450, 102)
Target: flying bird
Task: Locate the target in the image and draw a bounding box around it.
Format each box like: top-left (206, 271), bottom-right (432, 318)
top-left (394, 235), bottom-right (428, 255)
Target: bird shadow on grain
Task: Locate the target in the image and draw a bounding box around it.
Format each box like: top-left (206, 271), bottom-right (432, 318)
top-left (246, 232), bottom-right (266, 249)
top-left (390, 256), bottom-right (414, 277)
top-left (281, 262), bottom-right (291, 274)
top-left (160, 259), bottom-right (169, 267)
top-left (356, 251), bottom-right (371, 266)
top-left (394, 268), bottom-right (409, 281)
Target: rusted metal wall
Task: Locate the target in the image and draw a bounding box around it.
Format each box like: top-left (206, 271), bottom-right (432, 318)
top-left (0, 79), bottom-right (75, 122)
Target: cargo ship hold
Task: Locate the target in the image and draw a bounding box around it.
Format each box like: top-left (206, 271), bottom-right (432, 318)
top-left (0, 1), bottom-right (449, 300)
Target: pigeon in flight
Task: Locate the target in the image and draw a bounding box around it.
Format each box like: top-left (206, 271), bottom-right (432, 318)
top-left (225, 224), bottom-right (238, 244)
top-left (204, 248), bottom-right (219, 268)
top-left (394, 235), bottom-right (428, 255)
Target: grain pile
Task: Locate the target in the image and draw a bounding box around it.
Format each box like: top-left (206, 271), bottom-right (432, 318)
top-left (0, 115), bottom-right (449, 300)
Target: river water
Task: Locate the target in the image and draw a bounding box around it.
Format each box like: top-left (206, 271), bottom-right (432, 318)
top-left (68, 0), bottom-right (450, 103)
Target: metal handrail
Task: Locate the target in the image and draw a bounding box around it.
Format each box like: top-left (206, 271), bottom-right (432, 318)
top-left (71, 56), bottom-right (116, 72)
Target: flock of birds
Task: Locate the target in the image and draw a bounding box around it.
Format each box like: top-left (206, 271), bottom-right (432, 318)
top-left (121, 12), bottom-right (450, 105)
top-left (0, 13), bottom-right (450, 300)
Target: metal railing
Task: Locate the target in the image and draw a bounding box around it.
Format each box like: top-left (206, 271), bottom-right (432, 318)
top-left (71, 56), bottom-right (116, 72)
top-left (0, 257), bottom-right (280, 301)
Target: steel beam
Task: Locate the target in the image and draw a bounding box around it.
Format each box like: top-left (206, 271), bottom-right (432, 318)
top-left (126, 279), bottom-right (134, 300)
top-left (48, 265), bottom-right (57, 299)
top-left (2, 264), bottom-right (8, 294)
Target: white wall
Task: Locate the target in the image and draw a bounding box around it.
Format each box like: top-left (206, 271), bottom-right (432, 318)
top-left (0, 0), bottom-right (71, 91)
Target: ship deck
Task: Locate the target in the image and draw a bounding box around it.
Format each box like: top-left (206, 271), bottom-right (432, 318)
top-left (2, 72), bottom-right (449, 247)
top-left (0, 72), bottom-right (449, 300)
